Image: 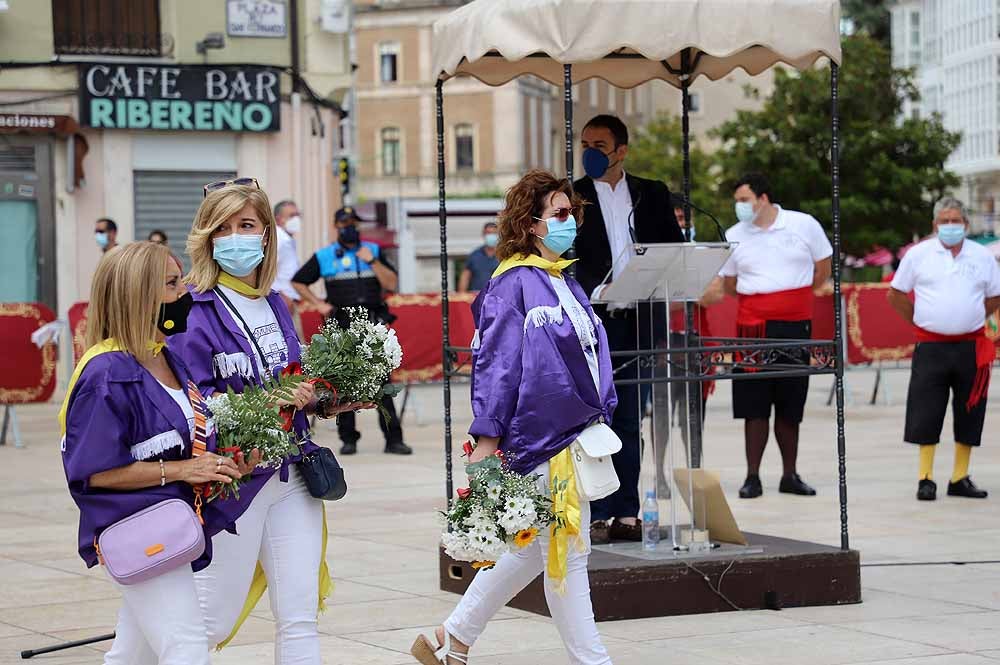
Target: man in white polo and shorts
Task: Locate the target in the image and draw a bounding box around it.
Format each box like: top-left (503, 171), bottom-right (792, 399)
top-left (719, 173), bottom-right (832, 499)
top-left (889, 197), bottom-right (1000, 501)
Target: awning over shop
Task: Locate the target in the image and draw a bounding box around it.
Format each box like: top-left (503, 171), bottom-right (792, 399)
top-left (0, 113), bottom-right (88, 187)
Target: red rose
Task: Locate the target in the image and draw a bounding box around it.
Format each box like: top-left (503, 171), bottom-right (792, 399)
top-left (457, 487), bottom-right (472, 500)
top-left (494, 450), bottom-right (505, 462)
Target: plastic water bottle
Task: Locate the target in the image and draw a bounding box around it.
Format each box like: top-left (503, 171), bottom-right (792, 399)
top-left (642, 490), bottom-right (660, 550)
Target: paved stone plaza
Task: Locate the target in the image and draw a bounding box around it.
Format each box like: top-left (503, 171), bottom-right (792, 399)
top-left (1, 370), bottom-right (999, 664)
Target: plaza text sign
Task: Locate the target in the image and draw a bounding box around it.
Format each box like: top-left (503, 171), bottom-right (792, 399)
top-left (79, 64), bottom-right (281, 133)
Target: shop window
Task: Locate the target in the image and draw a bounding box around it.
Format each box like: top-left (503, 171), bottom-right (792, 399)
top-left (381, 127), bottom-right (401, 176)
top-left (52, 0), bottom-right (162, 56)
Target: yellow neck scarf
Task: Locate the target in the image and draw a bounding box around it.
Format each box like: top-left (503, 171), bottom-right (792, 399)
top-left (492, 254), bottom-right (577, 279)
top-left (58, 339), bottom-right (163, 436)
top-left (217, 271), bottom-right (264, 297)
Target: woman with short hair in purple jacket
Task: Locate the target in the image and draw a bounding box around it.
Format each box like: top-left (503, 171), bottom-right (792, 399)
top-left (411, 170), bottom-right (618, 665)
top-left (61, 242), bottom-right (250, 665)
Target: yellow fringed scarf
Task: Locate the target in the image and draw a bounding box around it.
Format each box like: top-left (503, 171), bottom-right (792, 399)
top-left (547, 446), bottom-right (585, 593)
top-left (492, 254), bottom-right (577, 279)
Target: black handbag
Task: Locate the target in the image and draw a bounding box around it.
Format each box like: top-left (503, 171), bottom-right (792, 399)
top-left (298, 447), bottom-right (348, 501)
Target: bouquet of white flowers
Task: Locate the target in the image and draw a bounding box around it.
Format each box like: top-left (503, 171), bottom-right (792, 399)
top-left (440, 447), bottom-right (555, 569)
top-left (205, 378), bottom-right (306, 500)
top-left (301, 307), bottom-right (403, 413)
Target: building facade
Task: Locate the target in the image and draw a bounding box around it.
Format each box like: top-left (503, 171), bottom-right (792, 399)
top-left (0, 0), bottom-right (352, 315)
top-left (351, 0), bottom-right (649, 201)
top-left (891, 0), bottom-right (1000, 233)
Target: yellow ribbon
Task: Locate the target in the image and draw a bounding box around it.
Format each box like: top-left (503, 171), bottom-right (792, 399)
top-left (217, 271), bottom-right (264, 297)
top-left (492, 254), bottom-right (577, 279)
top-left (216, 505), bottom-right (332, 649)
top-left (547, 447), bottom-right (583, 594)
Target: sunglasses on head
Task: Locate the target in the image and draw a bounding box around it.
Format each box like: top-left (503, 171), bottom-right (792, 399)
top-left (203, 177), bottom-right (260, 197)
top-left (533, 207), bottom-right (572, 222)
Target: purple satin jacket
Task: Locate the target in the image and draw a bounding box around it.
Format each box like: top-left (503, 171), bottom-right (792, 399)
top-left (470, 266), bottom-right (618, 474)
top-left (61, 348), bottom-right (218, 570)
top-left (167, 286), bottom-right (319, 533)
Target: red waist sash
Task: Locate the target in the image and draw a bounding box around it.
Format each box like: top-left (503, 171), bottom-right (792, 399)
top-left (736, 286), bottom-right (814, 338)
top-left (914, 326), bottom-right (993, 411)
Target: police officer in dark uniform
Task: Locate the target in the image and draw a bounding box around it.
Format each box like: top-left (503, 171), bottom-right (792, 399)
top-left (292, 206), bottom-right (412, 455)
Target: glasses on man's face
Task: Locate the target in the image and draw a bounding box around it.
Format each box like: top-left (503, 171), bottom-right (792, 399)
top-left (533, 207), bottom-right (572, 222)
top-left (203, 177), bottom-right (260, 197)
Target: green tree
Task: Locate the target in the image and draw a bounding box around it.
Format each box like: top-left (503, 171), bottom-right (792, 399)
top-left (627, 112), bottom-right (725, 240)
top-left (842, 0), bottom-right (891, 46)
top-left (711, 35), bottom-right (960, 255)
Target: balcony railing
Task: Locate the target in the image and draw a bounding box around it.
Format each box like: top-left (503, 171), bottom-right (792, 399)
top-left (52, 0), bottom-right (163, 57)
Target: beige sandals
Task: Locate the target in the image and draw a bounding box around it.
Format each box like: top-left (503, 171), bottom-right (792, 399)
top-left (410, 631), bottom-right (469, 665)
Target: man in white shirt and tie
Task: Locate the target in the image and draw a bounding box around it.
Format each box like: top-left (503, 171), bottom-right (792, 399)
top-left (573, 114), bottom-right (685, 544)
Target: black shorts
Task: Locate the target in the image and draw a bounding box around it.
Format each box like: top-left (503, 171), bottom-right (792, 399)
top-left (904, 341), bottom-right (988, 446)
top-left (732, 320), bottom-right (811, 423)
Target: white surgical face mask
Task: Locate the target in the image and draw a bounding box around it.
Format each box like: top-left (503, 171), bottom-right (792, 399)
top-left (734, 201), bottom-right (757, 224)
top-left (285, 215), bottom-right (302, 235)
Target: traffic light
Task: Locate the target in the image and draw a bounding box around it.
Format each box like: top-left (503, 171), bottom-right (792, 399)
top-left (337, 157), bottom-right (350, 196)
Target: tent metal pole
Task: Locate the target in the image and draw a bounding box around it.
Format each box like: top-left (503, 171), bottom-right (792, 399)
top-left (830, 63), bottom-right (850, 551)
top-left (680, 48), bottom-right (703, 470)
top-left (563, 63), bottom-right (577, 273)
top-left (563, 64), bottom-right (574, 186)
top-left (436, 79), bottom-right (454, 503)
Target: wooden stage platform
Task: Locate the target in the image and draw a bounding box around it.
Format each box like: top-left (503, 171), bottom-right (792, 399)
top-left (439, 532), bottom-right (861, 620)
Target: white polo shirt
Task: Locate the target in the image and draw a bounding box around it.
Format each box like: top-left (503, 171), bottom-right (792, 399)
top-left (273, 225), bottom-right (301, 301)
top-left (719, 206), bottom-right (832, 295)
top-left (890, 237), bottom-right (1000, 335)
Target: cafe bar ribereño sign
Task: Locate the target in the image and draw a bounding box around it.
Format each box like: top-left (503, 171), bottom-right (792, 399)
top-left (79, 64), bottom-right (281, 132)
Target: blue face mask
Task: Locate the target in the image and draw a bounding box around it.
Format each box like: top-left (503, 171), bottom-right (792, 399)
top-left (937, 223), bottom-right (966, 247)
top-left (582, 147), bottom-right (619, 180)
top-left (213, 234), bottom-right (265, 277)
top-left (484, 232), bottom-right (499, 248)
top-left (95, 232), bottom-right (109, 249)
top-left (734, 201), bottom-right (757, 224)
top-left (535, 216), bottom-right (577, 256)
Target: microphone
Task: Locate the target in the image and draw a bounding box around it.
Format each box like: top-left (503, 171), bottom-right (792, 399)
top-left (671, 193), bottom-right (728, 242)
top-left (627, 190), bottom-right (643, 246)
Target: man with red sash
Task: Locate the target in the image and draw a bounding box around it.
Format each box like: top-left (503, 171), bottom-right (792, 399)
top-left (719, 173), bottom-right (832, 499)
top-left (888, 197), bottom-right (1000, 501)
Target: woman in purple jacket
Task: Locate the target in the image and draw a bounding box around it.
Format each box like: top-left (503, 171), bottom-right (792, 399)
top-left (166, 182), bottom-right (358, 664)
top-left (411, 171), bottom-right (617, 665)
top-left (61, 242), bottom-right (248, 665)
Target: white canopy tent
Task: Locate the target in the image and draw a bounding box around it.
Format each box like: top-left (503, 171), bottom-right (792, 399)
top-left (430, 0), bottom-right (850, 551)
top-left (432, 0), bottom-right (842, 89)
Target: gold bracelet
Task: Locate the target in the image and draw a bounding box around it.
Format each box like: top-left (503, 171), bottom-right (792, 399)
top-left (159, 459), bottom-right (166, 487)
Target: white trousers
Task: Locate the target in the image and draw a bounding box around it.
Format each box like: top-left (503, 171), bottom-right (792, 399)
top-left (197, 468), bottom-right (324, 665)
top-left (107, 469), bottom-right (324, 665)
top-left (103, 564), bottom-right (211, 665)
top-left (443, 464), bottom-right (612, 665)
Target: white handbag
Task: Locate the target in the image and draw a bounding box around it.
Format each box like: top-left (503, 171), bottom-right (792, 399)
top-left (570, 421), bottom-right (622, 501)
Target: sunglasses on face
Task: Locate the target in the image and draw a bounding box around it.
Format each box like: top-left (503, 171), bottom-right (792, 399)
top-left (533, 207), bottom-right (572, 222)
top-left (203, 177), bottom-right (260, 197)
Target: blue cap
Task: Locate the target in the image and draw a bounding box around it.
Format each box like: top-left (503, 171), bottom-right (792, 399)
top-left (646, 490), bottom-right (656, 498)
